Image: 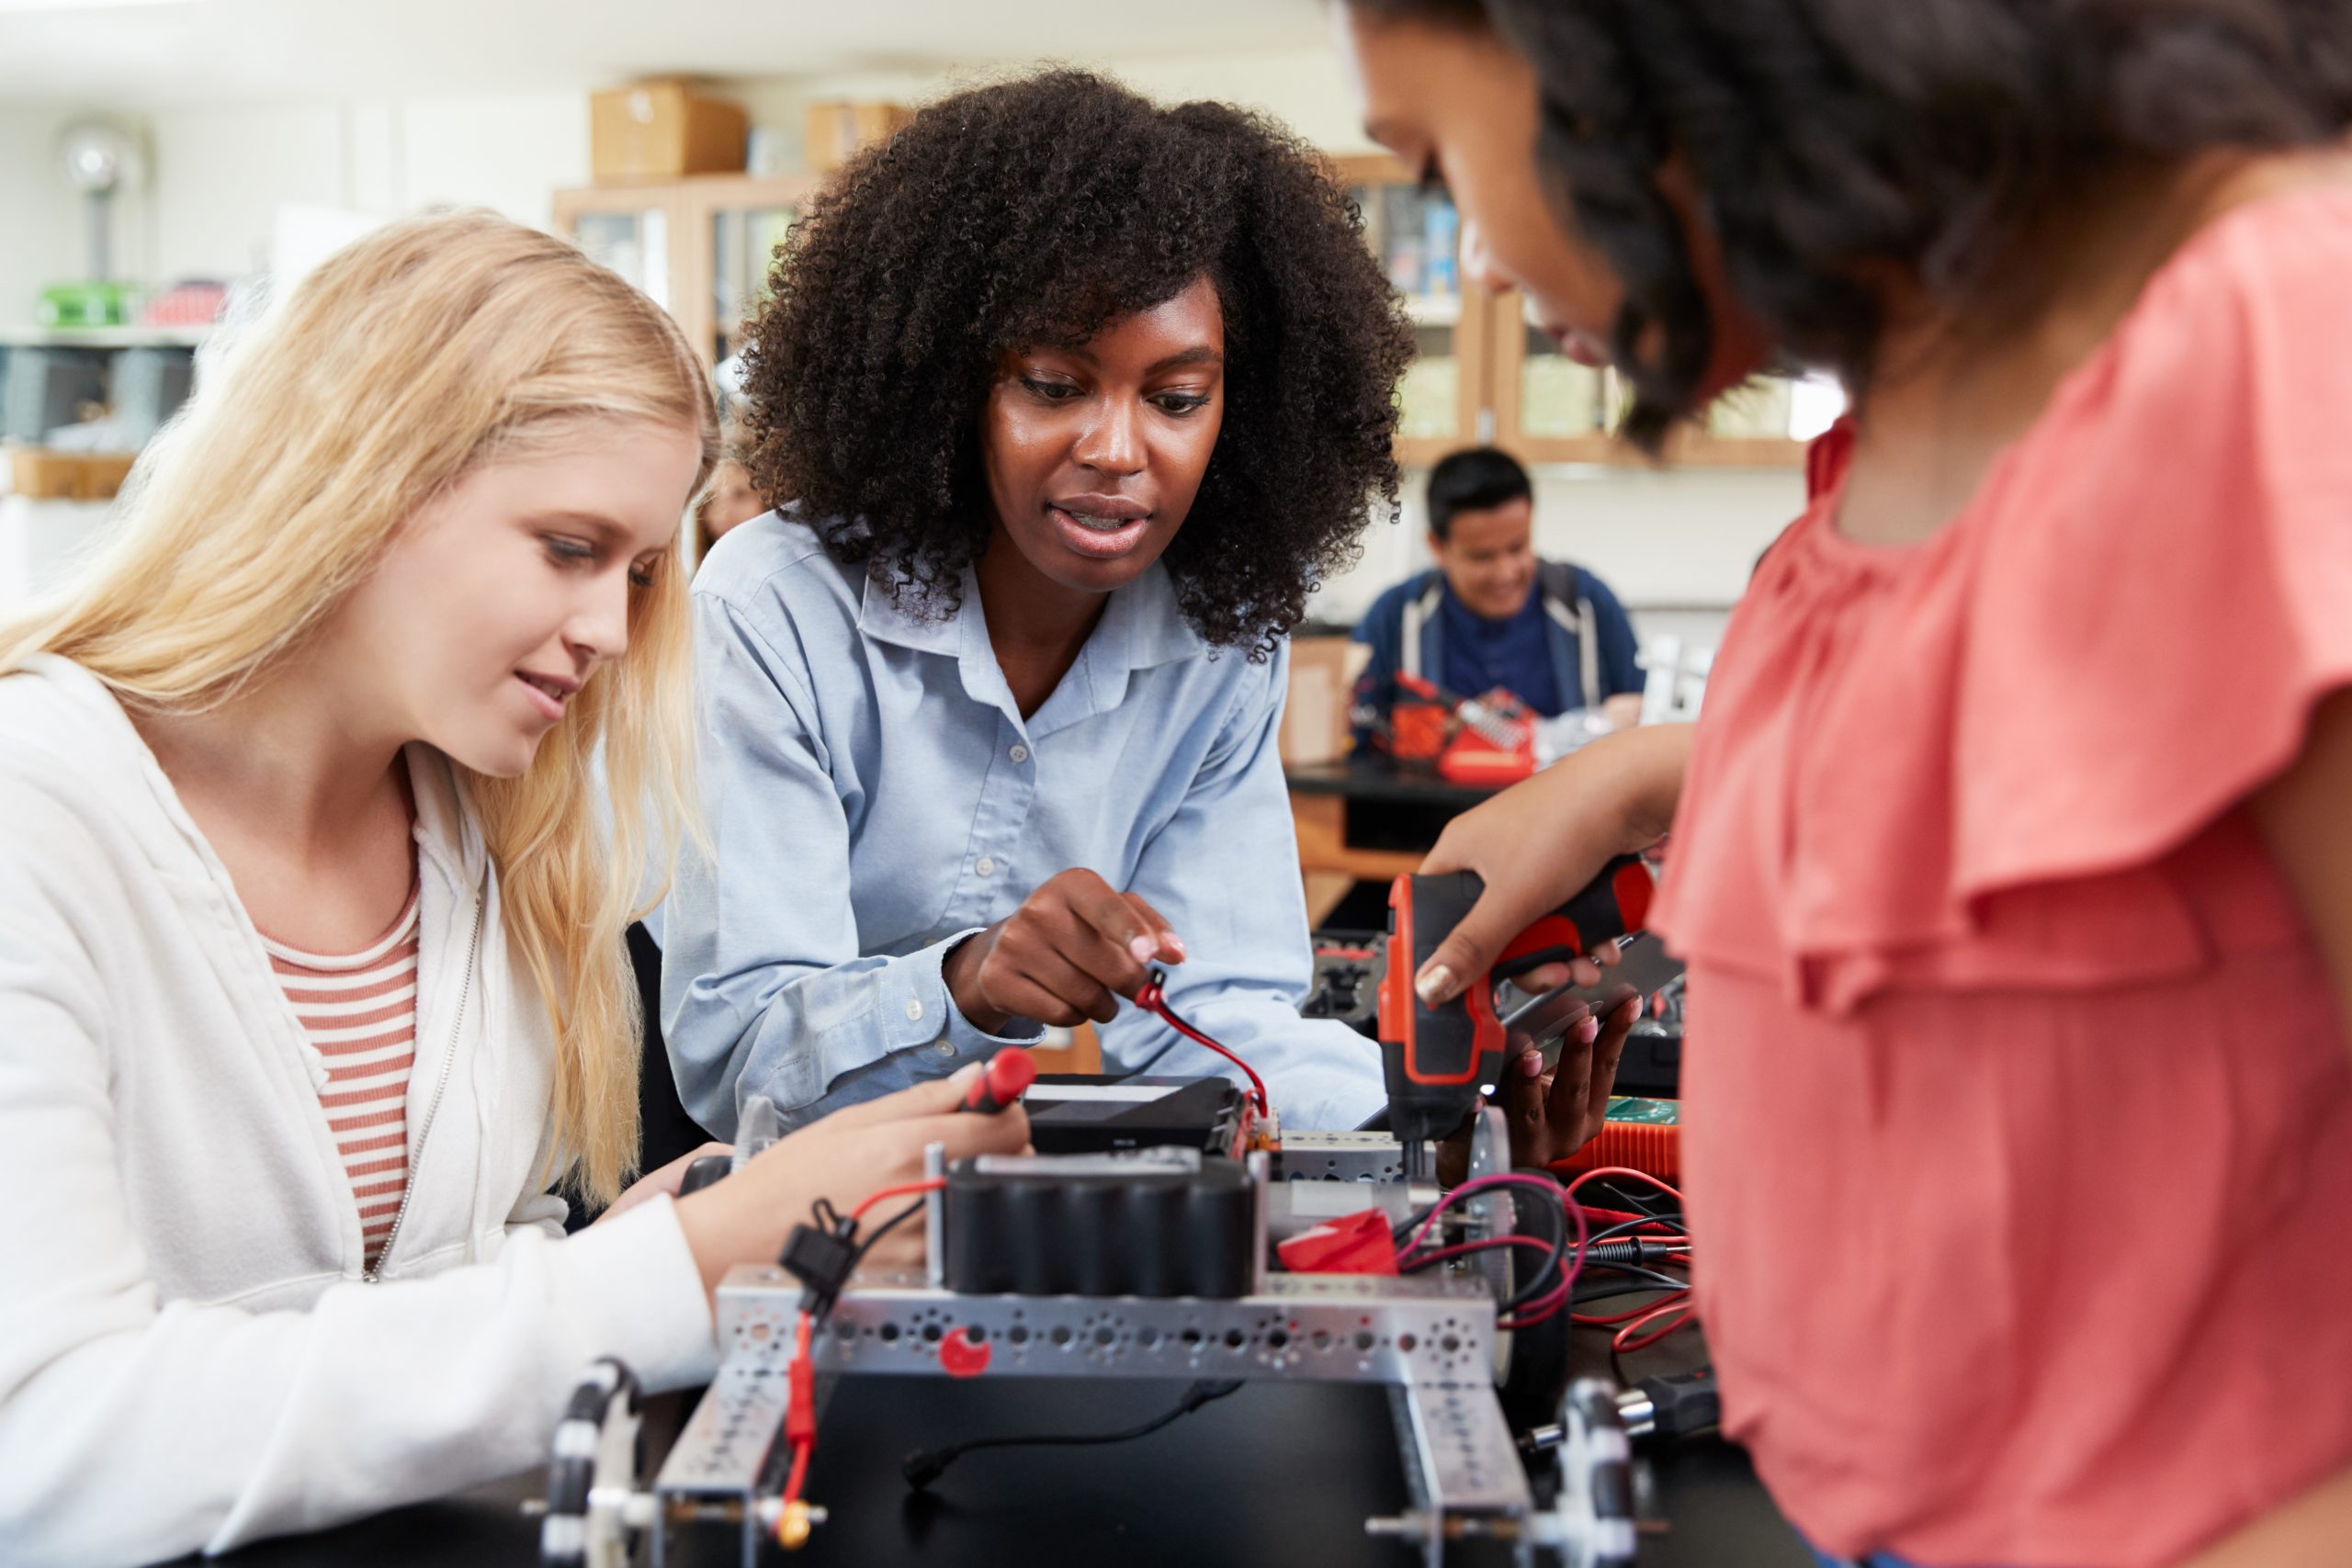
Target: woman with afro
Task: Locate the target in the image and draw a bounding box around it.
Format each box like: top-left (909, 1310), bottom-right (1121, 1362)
top-left (662, 71), bottom-right (1423, 1140)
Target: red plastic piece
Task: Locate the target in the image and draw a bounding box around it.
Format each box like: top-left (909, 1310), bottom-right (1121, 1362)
top-left (1275, 1206), bottom-right (1400, 1276)
top-left (963, 1045), bottom-right (1038, 1112)
top-left (939, 1325), bottom-right (993, 1378)
top-left (785, 1315), bottom-right (817, 1447)
top-left (1436, 739), bottom-right (1536, 786)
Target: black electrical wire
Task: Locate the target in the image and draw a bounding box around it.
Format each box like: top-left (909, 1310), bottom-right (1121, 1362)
top-left (1574, 1262), bottom-right (1692, 1294)
top-left (847, 1199), bottom-right (930, 1273)
top-left (1587, 1211), bottom-right (1690, 1245)
top-left (1503, 1183), bottom-right (1569, 1310)
top-left (901, 1380), bottom-right (1246, 1491)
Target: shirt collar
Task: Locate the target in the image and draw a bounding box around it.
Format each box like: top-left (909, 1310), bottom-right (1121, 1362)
top-left (854, 556), bottom-right (1209, 674)
top-left (854, 560), bottom-right (967, 658)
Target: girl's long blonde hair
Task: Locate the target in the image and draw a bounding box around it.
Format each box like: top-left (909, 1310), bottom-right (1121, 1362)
top-left (1, 209), bottom-right (718, 1204)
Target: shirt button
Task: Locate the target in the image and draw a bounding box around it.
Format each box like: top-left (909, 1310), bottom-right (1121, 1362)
top-left (1009, 744), bottom-right (1029, 764)
top-left (934, 1041), bottom-right (956, 1058)
top-left (905, 997), bottom-right (924, 1022)
top-left (975, 856), bottom-right (995, 877)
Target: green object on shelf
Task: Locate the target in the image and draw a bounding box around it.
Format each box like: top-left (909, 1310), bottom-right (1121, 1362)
top-left (1601, 1096), bottom-right (1679, 1124)
top-left (37, 282), bottom-right (140, 329)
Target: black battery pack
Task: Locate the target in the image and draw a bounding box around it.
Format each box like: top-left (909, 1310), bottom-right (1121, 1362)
top-left (944, 1150), bottom-right (1255, 1298)
top-left (1023, 1074), bottom-right (1250, 1157)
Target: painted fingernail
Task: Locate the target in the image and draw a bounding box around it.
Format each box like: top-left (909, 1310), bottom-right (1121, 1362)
top-left (1516, 1050), bottom-right (1544, 1078)
top-left (1576, 1016), bottom-right (1600, 1044)
top-left (1129, 935), bottom-right (1158, 964)
top-left (1416, 964), bottom-right (1454, 1006)
top-left (1623, 996), bottom-right (1645, 1022)
top-left (1163, 932), bottom-right (1186, 959)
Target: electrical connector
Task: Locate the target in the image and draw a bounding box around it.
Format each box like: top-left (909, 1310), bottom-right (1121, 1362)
top-left (779, 1222), bottom-right (858, 1315)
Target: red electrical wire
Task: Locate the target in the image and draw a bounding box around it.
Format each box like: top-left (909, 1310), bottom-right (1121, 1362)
top-left (1134, 970), bottom-right (1269, 1115)
top-left (777, 1311), bottom-right (817, 1531)
top-left (848, 1178), bottom-right (944, 1225)
top-left (1563, 1166), bottom-right (1686, 1206)
top-left (1611, 1295), bottom-right (1696, 1353)
top-left (1560, 1168), bottom-right (1694, 1337)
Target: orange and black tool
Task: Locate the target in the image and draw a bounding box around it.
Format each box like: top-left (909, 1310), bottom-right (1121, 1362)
top-left (957, 1046), bottom-right (1038, 1114)
top-left (1375, 854), bottom-right (1657, 1165)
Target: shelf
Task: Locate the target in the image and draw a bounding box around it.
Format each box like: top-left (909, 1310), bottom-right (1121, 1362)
top-left (0, 325), bottom-right (210, 350)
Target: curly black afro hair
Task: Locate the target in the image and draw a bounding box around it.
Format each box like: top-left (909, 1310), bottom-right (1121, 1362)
top-left (739, 70), bottom-right (1415, 656)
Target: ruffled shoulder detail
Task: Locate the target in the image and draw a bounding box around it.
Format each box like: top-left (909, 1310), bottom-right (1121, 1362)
top-left (1657, 185), bottom-right (2352, 1010)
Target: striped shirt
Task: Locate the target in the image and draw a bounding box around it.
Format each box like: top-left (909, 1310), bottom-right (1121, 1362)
top-left (263, 886), bottom-right (421, 1272)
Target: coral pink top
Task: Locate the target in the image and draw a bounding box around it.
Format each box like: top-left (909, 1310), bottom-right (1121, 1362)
top-left (1649, 184), bottom-right (2352, 1566)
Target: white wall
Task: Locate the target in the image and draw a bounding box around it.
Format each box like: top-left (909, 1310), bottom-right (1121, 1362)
top-left (0, 107), bottom-right (103, 322)
top-left (0, 95), bottom-right (588, 321)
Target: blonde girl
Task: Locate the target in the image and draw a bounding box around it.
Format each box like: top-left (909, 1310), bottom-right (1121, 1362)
top-left (0, 209), bottom-right (1022, 1566)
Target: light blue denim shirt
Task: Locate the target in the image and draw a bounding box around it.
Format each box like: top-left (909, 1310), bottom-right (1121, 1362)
top-left (662, 514), bottom-right (1387, 1140)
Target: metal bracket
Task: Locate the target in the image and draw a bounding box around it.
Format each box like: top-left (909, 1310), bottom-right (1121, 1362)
top-left (1272, 1129), bottom-right (1421, 1184)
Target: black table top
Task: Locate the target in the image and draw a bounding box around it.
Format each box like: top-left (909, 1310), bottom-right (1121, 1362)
top-left (1284, 754), bottom-right (1508, 810)
top-left (187, 1331), bottom-right (1812, 1568)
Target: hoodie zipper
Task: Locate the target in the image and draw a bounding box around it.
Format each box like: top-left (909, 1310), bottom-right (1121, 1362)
top-left (363, 886), bottom-right (485, 1283)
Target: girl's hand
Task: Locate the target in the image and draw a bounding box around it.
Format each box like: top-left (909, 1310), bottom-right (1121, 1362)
top-left (1497, 996), bottom-right (1645, 1168)
top-left (1415, 723), bottom-right (1694, 1006)
top-left (672, 1066), bottom-right (1031, 1299)
top-left (944, 868), bottom-right (1185, 1032)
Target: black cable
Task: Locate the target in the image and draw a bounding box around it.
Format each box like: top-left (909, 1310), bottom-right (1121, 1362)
top-left (846, 1199), bottom-right (929, 1273)
top-left (1504, 1184), bottom-right (1569, 1310)
top-left (1587, 1212), bottom-right (1689, 1245)
top-left (1575, 1262), bottom-right (1691, 1293)
top-left (901, 1380), bottom-right (1246, 1491)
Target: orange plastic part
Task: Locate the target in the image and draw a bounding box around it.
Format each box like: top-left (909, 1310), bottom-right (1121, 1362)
top-left (1553, 1119), bottom-right (1681, 1186)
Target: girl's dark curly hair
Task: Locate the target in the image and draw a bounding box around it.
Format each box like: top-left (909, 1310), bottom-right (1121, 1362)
top-left (740, 70), bottom-right (1414, 655)
top-left (1355, 0), bottom-right (2352, 449)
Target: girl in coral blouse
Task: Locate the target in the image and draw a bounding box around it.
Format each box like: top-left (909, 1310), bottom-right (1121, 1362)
top-left (1335, 3), bottom-right (2352, 1565)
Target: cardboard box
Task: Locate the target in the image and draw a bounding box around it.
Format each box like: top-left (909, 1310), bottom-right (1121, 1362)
top-left (8, 449), bottom-right (136, 502)
top-left (592, 78), bottom-right (748, 181)
top-left (1280, 634), bottom-right (1372, 766)
top-left (803, 101), bottom-right (915, 175)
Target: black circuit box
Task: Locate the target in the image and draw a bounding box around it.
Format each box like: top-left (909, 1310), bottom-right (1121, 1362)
top-left (1023, 1074), bottom-right (1250, 1157)
top-left (944, 1149), bottom-right (1254, 1298)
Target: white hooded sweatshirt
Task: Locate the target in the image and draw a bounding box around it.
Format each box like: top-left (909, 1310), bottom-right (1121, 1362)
top-left (0, 656), bottom-right (717, 1565)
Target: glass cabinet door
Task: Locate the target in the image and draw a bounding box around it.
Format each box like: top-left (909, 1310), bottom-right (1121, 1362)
top-left (1338, 154), bottom-right (1486, 463)
top-left (681, 175), bottom-right (822, 382)
top-left (707, 200), bottom-right (797, 368)
top-left (563, 202), bottom-right (673, 309)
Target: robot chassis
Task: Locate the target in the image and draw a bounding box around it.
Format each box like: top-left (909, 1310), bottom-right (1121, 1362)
top-left (540, 1111), bottom-right (1641, 1568)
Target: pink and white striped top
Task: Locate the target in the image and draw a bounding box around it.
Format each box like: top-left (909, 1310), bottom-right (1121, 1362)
top-left (263, 887), bottom-right (421, 1272)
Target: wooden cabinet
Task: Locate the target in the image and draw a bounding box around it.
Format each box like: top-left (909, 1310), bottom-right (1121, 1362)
top-left (555, 174), bottom-right (822, 373)
top-left (1333, 153), bottom-right (1815, 470)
